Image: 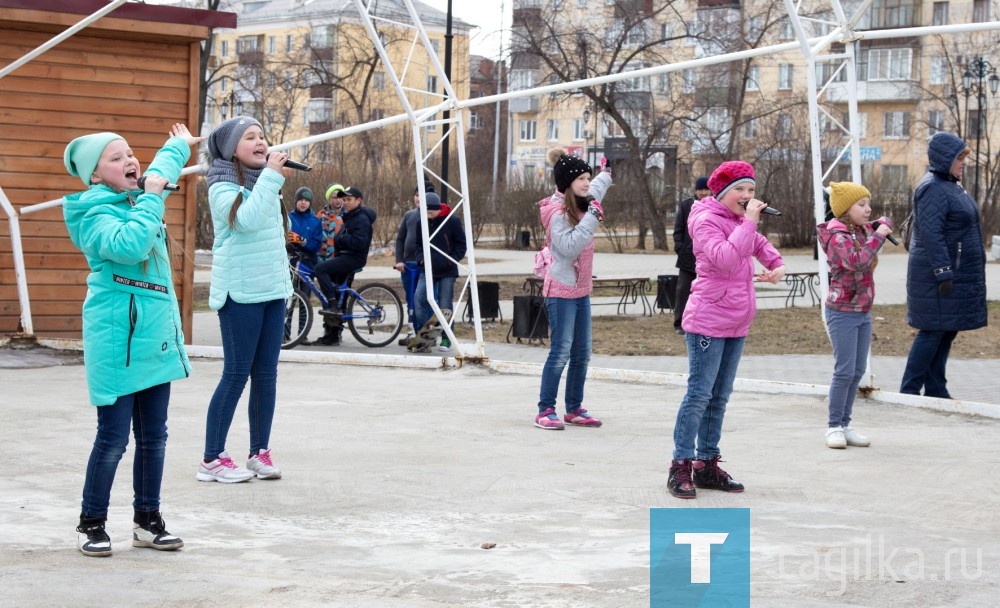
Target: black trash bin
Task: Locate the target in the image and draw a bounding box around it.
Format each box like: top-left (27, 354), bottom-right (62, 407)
top-left (656, 275), bottom-right (678, 311)
top-left (516, 230), bottom-right (531, 249)
top-left (511, 295), bottom-right (548, 341)
top-left (463, 281), bottom-right (502, 323)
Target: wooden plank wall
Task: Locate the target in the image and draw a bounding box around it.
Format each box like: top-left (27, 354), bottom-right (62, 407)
top-left (0, 12), bottom-right (210, 342)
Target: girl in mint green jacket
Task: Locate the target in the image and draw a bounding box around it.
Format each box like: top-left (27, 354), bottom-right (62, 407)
top-left (63, 124), bottom-right (202, 557)
top-left (198, 116), bottom-right (293, 485)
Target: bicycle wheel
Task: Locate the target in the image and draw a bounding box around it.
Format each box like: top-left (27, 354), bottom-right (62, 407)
top-left (282, 288), bottom-right (313, 349)
top-left (347, 282), bottom-right (403, 347)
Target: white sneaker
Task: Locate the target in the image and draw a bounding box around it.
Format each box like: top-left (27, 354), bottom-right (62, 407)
top-left (196, 451), bottom-right (254, 483)
top-left (825, 427), bottom-right (847, 449)
top-left (842, 427), bottom-right (870, 447)
top-left (247, 448), bottom-right (282, 479)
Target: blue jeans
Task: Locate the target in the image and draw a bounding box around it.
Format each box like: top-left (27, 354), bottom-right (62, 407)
top-left (672, 333), bottom-right (745, 461)
top-left (900, 329), bottom-right (958, 398)
top-left (537, 296), bottom-right (592, 413)
top-left (414, 272), bottom-right (456, 330)
top-left (81, 382), bottom-right (171, 518)
top-left (825, 308), bottom-right (872, 427)
top-left (400, 261), bottom-right (421, 324)
top-left (205, 297), bottom-right (284, 460)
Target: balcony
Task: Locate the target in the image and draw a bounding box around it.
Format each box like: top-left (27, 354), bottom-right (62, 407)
top-left (864, 2), bottom-right (920, 29)
top-left (509, 96), bottom-right (539, 113)
top-left (695, 86), bottom-right (737, 106)
top-left (826, 80), bottom-right (921, 103)
top-left (310, 83), bottom-right (333, 98)
top-left (238, 50), bottom-right (263, 66)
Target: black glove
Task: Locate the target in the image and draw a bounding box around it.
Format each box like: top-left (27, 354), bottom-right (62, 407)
top-left (938, 279), bottom-right (953, 296)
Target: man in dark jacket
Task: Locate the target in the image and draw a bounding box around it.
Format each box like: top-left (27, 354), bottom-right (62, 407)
top-left (412, 192), bottom-right (467, 352)
top-left (901, 132), bottom-right (987, 397)
top-left (672, 176), bottom-right (711, 335)
top-left (314, 186), bottom-right (377, 345)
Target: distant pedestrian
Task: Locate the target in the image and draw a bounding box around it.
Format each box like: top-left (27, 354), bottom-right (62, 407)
top-left (62, 124), bottom-right (203, 556)
top-left (316, 183), bottom-right (345, 262)
top-left (287, 186), bottom-right (322, 265)
top-left (534, 149), bottom-right (613, 430)
top-left (816, 182), bottom-right (894, 449)
top-left (672, 175), bottom-right (711, 335)
top-left (667, 161), bottom-right (785, 499)
top-left (900, 132), bottom-right (987, 398)
top-left (395, 182), bottom-right (436, 343)
top-left (411, 191), bottom-right (467, 352)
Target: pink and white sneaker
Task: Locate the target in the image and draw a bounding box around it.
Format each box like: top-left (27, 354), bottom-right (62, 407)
top-left (564, 408), bottom-right (603, 427)
top-left (247, 448), bottom-right (282, 480)
top-left (196, 451), bottom-right (254, 483)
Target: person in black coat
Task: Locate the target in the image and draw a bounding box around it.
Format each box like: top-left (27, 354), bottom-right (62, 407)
top-left (412, 192), bottom-right (467, 351)
top-left (900, 132), bottom-right (987, 398)
top-left (672, 176), bottom-right (711, 334)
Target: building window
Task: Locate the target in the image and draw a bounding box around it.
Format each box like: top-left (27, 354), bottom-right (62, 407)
top-left (311, 26), bottom-right (334, 49)
top-left (660, 23), bottom-right (672, 45)
top-left (747, 16), bottom-right (764, 40)
top-left (302, 108), bottom-right (309, 126)
top-left (657, 73), bottom-right (670, 94)
top-left (743, 118), bottom-right (758, 139)
top-left (427, 75), bottom-right (437, 94)
top-left (779, 64), bottom-right (793, 90)
top-left (430, 39), bottom-right (440, 55)
top-left (577, 0), bottom-right (587, 6)
top-left (307, 99), bottom-right (331, 123)
top-left (746, 65), bottom-right (760, 91)
top-left (776, 114), bottom-right (793, 139)
top-left (547, 119), bottom-right (559, 141)
top-left (374, 71), bottom-right (386, 91)
top-left (682, 68), bottom-right (696, 94)
top-left (968, 109), bottom-right (985, 139)
top-left (221, 40), bottom-right (228, 57)
top-left (880, 165), bottom-right (908, 189)
top-left (929, 57), bottom-right (948, 85)
top-left (286, 34), bottom-right (293, 53)
top-left (867, 48), bottom-right (912, 81)
top-left (927, 110), bottom-right (945, 136)
top-left (520, 120), bottom-right (537, 141)
top-left (574, 118), bottom-right (585, 140)
top-left (237, 36), bottom-right (259, 53)
top-left (780, 17), bottom-right (794, 40)
top-left (932, 2), bottom-right (949, 25)
top-left (973, 0), bottom-right (989, 22)
top-left (883, 111), bottom-right (911, 138)
top-left (510, 69), bottom-right (534, 91)
top-left (370, 109), bottom-right (385, 121)
top-left (268, 36), bottom-right (275, 54)
top-left (469, 112), bottom-right (482, 130)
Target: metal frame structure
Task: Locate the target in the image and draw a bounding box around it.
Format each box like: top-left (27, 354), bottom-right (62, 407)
top-left (4, 0), bottom-right (1000, 374)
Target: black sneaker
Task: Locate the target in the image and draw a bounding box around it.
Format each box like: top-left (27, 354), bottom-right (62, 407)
top-left (133, 511), bottom-right (184, 551)
top-left (667, 459), bottom-right (696, 499)
top-left (77, 517), bottom-right (112, 557)
top-left (692, 457), bottom-right (745, 493)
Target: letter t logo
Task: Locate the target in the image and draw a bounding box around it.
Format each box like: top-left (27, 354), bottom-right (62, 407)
top-left (674, 533), bottom-right (729, 583)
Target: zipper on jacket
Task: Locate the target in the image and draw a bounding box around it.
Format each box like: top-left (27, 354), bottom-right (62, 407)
top-left (126, 295), bottom-right (137, 367)
top-left (956, 242), bottom-right (962, 270)
top-left (174, 319), bottom-right (190, 377)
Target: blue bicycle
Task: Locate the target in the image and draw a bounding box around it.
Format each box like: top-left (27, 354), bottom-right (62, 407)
top-left (283, 256), bottom-right (403, 349)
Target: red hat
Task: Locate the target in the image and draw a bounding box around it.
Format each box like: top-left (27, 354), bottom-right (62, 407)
top-left (708, 161), bottom-right (755, 200)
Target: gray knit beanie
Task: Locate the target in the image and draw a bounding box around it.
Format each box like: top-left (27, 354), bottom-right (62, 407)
top-left (208, 115), bottom-right (262, 161)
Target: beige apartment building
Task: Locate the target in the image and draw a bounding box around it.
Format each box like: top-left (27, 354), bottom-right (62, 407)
top-left (509, 0), bottom-right (1000, 202)
top-left (205, 0), bottom-right (471, 166)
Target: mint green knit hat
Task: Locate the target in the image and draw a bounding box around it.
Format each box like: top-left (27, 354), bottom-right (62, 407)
top-left (64, 132), bottom-right (125, 187)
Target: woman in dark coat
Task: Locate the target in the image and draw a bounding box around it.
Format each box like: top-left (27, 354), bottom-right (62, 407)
top-left (901, 132), bottom-right (987, 398)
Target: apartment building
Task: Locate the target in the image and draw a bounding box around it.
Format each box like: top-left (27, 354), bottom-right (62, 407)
top-left (509, 0), bottom-right (1000, 200)
top-left (205, 0), bottom-right (471, 166)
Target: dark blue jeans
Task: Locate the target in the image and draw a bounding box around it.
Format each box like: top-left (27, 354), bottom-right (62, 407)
top-left (900, 329), bottom-right (958, 398)
top-left (204, 297), bottom-right (284, 460)
top-left (825, 308), bottom-right (872, 427)
top-left (81, 382), bottom-right (171, 518)
top-left (537, 296), bottom-right (592, 413)
top-left (414, 273), bottom-right (456, 330)
top-left (672, 333), bottom-right (745, 461)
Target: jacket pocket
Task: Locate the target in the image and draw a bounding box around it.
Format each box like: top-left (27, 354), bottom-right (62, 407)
top-left (126, 295), bottom-right (137, 367)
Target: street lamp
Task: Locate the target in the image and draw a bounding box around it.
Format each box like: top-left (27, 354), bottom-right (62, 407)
top-left (219, 88), bottom-right (243, 121)
top-left (960, 56), bottom-right (1000, 203)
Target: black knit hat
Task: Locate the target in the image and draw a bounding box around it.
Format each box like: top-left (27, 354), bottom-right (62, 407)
top-left (553, 154), bottom-right (592, 193)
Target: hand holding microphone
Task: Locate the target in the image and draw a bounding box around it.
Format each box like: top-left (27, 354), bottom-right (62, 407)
top-left (872, 218), bottom-right (899, 246)
top-left (266, 153), bottom-right (312, 171)
top-left (137, 174), bottom-right (178, 194)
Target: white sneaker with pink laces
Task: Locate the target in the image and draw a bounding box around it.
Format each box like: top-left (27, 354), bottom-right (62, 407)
top-left (247, 448), bottom-right (282, 479)
top-left (196, 451), bottom-right (254, 483)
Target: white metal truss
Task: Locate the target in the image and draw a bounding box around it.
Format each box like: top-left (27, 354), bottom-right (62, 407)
top-left (4, 0), bottom-right (1000, 377)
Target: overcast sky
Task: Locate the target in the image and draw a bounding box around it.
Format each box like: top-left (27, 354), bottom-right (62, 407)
top-left (420, 0), bottom-right (511, 59)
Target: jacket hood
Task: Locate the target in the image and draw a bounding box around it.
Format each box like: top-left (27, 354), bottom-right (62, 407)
top-left (927, 132), bottom-right (967, 175)
top-left (63, 186), bottom-right (131, 244)
top-left (350, 205), bottom-right (377, 224)
top-left (690, 195), bottom-right (737, 224)
top-left (815, 218), bottom-right (850, 249)
top-left (539, 192), bottom-right (565, 231)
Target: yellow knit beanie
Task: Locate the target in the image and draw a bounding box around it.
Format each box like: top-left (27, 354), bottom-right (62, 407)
top-left (829, 182), bottom-right (871, 218)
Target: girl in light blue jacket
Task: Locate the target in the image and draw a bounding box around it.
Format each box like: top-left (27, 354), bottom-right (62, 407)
top-left (198, 116), bottom-right (293, 484)
top-left (63, 124), bottom-right (202, 557)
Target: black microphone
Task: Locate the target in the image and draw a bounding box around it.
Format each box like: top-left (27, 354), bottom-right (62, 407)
top-left (137, 175), bottom-right (180, 192)
top-left (267, 154), bottom-right (312, 171)
top-left (761, 206), bottom-right (782, 216)
top-left (872, 221), bottom-right (900, 246)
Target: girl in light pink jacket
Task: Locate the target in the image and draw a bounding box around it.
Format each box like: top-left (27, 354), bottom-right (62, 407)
top-left (667, 161), bottom-right (785, 499)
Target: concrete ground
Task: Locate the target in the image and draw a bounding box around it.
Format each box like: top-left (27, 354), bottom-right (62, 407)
top-left (2, 248), bottom-right (997, 606)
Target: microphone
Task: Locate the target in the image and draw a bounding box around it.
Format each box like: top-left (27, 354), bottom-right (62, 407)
top-left (137, 175), bottom-right (180, 192)
top-left (267, 154), bottom-right (312, 171)
top-left (761, 206), bottom-right (782, 216)
top-left (872, 221), bottom-right (900, 246)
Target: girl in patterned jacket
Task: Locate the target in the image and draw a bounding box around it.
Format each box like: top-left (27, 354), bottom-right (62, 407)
top-left (63, 124), bottom-right (203, 556)
top-left (533, 148), bottom-right (612, 430)
top-left (667, 161), bottom-right (785, 499)
top-left (816, 182), bottom-right (894, 449)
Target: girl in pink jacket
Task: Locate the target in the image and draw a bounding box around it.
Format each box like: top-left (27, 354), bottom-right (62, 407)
top-left (668, 161), bottom-right (785, 499)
